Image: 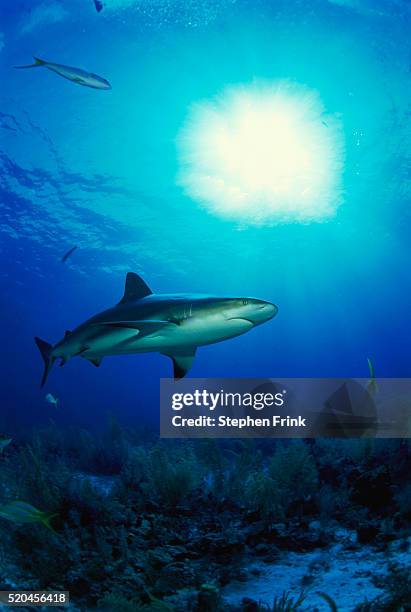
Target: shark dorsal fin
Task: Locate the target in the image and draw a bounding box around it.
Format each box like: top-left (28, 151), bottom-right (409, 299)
top-left (119, 272), bottom-right (152, 304)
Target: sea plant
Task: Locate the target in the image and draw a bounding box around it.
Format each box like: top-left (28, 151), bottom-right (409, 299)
top-left (269, 441), bottom-right (319, 511)
top-left (258, 590), bottom-right (306, 611)
top-left (244, 471), bottom-right (283, 524)
top-left (317, 591), bottom-right (338, 611)
top-left (149, 442), bottom-right (201, 507)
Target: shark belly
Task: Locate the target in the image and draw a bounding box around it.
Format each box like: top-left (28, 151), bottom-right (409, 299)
top-left (183, 315), bottom-right (254, 346)
top-left (98, 315), bottom-right (254, 355)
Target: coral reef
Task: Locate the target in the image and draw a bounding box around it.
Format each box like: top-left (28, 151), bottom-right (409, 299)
top-left (0, 425), bottom-right (409, 610)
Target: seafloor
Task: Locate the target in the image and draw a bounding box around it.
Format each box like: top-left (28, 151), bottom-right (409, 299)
top-left (0, 424), bottom-right (409, 611)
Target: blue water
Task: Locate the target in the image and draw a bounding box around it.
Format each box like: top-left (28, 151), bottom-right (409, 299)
top-left (1, 0), bottom-right (411, 432)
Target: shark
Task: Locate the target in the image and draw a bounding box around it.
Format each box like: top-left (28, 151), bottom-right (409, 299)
top-left (35, 272), bottom-right (278, 386)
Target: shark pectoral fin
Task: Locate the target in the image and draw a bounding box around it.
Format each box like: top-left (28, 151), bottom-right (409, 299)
top-left (162, 348), bottom-right (197, 379)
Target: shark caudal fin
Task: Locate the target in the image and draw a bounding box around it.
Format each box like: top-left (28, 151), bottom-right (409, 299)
top-left (15, 57), bottom-right (46, 69)
top-left (34, 337), bottom-right (55, 388)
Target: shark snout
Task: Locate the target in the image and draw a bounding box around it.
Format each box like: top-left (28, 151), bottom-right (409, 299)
top-left (251, 299), bottom-right (278, 324)
top-left (228, 298), bottom-right (278, 326)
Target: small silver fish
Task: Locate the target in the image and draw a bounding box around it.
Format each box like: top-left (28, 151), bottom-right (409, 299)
top-left (45, 393), bottom-right (59, 407)
top-left (0, 501), bottom-right (57, 531)
top-left (15, 57), bottom-right (111, 90)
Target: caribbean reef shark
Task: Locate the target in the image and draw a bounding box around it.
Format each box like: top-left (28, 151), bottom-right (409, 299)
top-left (35, 272), bottom-right (277, 386)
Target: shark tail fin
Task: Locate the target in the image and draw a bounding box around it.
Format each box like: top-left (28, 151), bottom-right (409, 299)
top-left (34, 337), bottom-right (55, 388)
top-left (15, 57), bottom-right (46, 69)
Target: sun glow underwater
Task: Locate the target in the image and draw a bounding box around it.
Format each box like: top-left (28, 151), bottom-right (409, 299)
top-left (177, 81), bottom-right (345, 225)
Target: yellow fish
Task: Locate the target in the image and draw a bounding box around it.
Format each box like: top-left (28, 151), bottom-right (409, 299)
top-left (0, 501), bottom-right (57, 531)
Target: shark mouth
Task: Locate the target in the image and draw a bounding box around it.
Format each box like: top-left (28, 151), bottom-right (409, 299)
top-left (226, 317), bottom-right (255, 326)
